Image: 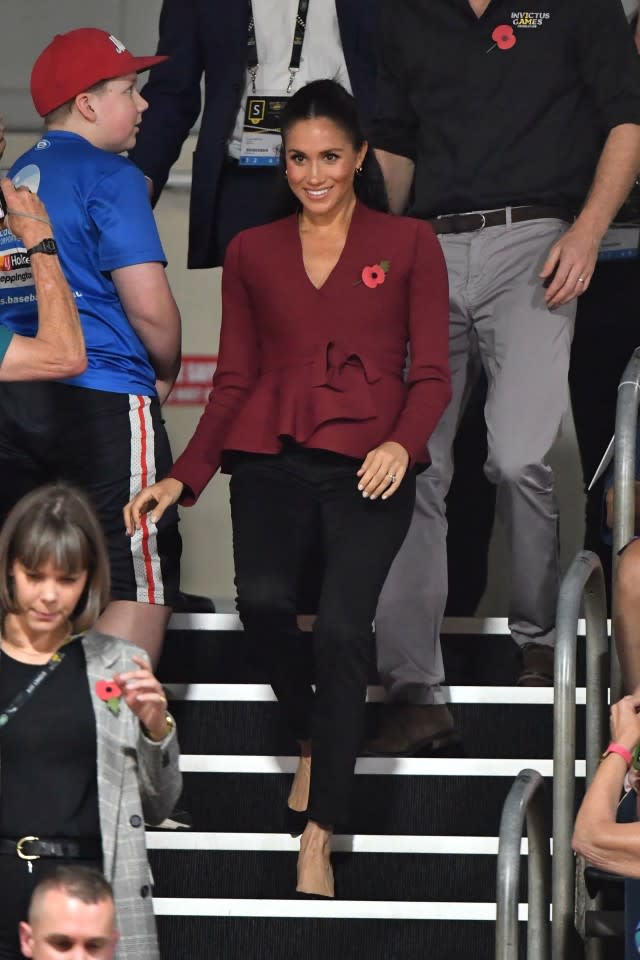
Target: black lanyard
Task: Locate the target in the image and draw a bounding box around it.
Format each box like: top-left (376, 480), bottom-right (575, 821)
top-left (247, 0), bottom-right (311, 94)
top-left (0, 636), bottom-right (79, 730)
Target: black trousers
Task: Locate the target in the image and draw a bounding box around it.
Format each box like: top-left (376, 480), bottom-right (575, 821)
top-left (230, 446), bottom-right (416, 825)
top-left (569, 257), bottom-right (640, 600)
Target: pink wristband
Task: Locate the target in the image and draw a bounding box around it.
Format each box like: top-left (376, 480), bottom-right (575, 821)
top-left (603, 742), bottom-right (633, 767)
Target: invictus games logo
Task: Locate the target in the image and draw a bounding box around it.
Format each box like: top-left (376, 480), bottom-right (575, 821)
top-left (511, 10), bottom-right (550, 26)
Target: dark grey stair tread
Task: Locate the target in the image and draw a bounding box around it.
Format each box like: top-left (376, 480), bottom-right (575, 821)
top-left (149, 850), bottom-right (529, 902)
top-left (159, 630), bottom-right (588, 686)
top-left (167, 701), bottom-right (579, 759)
top-left (157, 916), bottom-right (520, 960)
top-left (173, 773), bottom-right (580, 835)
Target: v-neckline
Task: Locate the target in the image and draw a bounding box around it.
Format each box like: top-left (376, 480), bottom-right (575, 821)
top-left (296, 200), bottom-right (361, 293)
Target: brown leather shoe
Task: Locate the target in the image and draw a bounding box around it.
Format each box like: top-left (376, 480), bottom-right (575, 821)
top-left (517, 643), bottom-right (554, 687)
top-left (363, 703), bottom-right (458, 757)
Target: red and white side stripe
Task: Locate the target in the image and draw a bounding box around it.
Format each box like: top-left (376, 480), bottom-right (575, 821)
top-left (128, 395), bottom-right (165, 605)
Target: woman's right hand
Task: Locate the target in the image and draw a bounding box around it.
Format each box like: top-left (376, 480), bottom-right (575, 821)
top-left (610, 695), bottom-right (640, 753)
top-left (124, 478), bottom-right (184, 535)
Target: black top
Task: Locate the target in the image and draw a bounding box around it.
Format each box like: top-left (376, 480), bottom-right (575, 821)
top-left (0, 640), bottom-right (101, 840)
top-left (372, 0), bottom-right (640, 217)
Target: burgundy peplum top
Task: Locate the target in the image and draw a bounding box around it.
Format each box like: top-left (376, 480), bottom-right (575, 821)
top-left (170, 201), bottom-right (451, 505)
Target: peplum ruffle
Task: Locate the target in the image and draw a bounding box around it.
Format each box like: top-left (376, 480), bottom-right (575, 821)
top-left (225, 339), bottom-right (405, 449)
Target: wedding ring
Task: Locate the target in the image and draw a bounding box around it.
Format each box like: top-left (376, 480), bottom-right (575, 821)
top-left (577, 277), bottom-right (585, 283)
top-left (387, 473), bottom-right (397, 483)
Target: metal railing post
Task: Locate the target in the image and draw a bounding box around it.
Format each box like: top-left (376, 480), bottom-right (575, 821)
top-left (496, 769), bottom-right (550, 960)
top-left (612, 346), bottom-right (640, 702)
top-left (552, 551), bottom-right (608, 960)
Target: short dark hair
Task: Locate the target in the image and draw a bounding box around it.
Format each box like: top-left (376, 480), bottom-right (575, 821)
top-left (28, 866), bottom-right (114, 923)
top-left (0, 484), bottom-right (110, 632)
top-left (277, 79), bottom-right (389, 215)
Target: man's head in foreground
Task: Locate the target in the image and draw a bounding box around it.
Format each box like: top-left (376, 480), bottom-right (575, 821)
top-left (19, 866), bottom-right (119, 960)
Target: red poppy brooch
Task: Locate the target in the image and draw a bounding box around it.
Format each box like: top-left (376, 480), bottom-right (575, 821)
top-left (357, 260), bottom-right (391, 288)
top-left (488, 24), bottom-right (516, 51)
top-left (96, 679), bottom-right (122, 717)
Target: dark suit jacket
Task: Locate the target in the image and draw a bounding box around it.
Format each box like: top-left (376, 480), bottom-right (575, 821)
top-left (129, 0), bottom-right (380, 268)
top-left (169, 202), bottom-right (451, 503)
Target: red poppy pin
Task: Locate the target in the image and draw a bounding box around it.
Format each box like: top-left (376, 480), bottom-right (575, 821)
top-left (357, 260), bottom-right (391, 288)
top-left (96, 679), bottom-right (122, 717)
top-left (488, 24), bottom-right (516, 52)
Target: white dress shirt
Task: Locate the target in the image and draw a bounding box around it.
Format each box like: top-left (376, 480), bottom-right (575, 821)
top-left (228, 0), bottom-right (352, 158)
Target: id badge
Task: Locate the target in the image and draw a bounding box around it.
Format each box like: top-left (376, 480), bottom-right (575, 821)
top-left (598, 225), bottom-right (640, 261)
top-left (239, 95), bottom-right (289, 166)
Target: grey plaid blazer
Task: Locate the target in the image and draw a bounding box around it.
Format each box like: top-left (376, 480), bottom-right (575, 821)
top-left (83, 630), bottom-right (182, 960)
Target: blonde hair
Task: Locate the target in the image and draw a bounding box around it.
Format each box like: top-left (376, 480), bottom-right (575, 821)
top-left (0, 484), bottom-right (110, 632)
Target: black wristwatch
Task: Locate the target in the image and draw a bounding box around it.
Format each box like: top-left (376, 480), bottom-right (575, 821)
top-left (26, 238), bottom-right (57, 257)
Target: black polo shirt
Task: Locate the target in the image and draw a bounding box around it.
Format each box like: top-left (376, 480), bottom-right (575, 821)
top-left (372, 0), bottom-right (640, 217)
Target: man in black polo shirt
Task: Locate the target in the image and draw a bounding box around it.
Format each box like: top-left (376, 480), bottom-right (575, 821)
top-left (368, 0), bottom-right (640, 755)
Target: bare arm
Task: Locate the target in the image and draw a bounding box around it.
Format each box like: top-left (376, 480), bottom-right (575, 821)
top-left (573, 694), bottom-right (640, 877)
top-left (0, 179), bottom-right (86, 381)
top-left (374, 150), bottom-right (415, 215)
top-left (112, 261), bottom-right (181, 392)
top-left (541, 122), bottom-right (640, 306)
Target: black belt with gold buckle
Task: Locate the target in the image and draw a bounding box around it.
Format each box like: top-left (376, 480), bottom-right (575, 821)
top-left (0, 836), bottom-right (102, 861)
top-left (429, 205), bottom-right (574, 235)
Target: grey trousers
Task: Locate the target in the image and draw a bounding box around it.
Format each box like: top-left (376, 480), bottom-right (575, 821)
top-left (375, 216), bottom-right (577, 704)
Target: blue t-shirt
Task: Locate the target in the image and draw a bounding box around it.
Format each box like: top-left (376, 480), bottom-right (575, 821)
top-left (0, 130), bottom-right (166, 395)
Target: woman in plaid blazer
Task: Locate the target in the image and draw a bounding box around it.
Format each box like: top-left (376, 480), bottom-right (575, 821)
top-left (0, 485), bottom-right (181, 960)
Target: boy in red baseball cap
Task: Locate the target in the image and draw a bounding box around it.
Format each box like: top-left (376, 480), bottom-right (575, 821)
top-left (0, 29), bottom-right (182, 667)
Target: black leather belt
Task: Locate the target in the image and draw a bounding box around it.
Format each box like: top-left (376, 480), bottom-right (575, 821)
top-left (429, 205), bottom-right (574, 235)
top-left (0, 836), bottom-right (102, 861)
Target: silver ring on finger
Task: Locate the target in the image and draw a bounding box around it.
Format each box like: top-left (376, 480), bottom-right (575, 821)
top-left (577, 277), bottom-right (585, 283)
top-left (387, 473), bottom-right (397, 484)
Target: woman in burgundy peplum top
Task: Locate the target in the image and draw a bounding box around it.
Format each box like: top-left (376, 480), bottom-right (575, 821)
top-left (124, 80), bottom-right (451, 899)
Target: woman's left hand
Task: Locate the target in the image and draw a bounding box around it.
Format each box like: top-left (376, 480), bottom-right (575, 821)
top-left (357, 441), bottom-right (409, 500)
top-left (115, 655), bottom-right (169, 741)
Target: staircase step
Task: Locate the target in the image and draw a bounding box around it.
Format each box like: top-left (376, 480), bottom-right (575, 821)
top-left (166, 700), bottom-right (576, 759)
top-left (172, 771), bottom-right (580, 835)
top-left (149, 850), bottom-right (523, 902)
top-left (156, 915), bottom-right (508, 960)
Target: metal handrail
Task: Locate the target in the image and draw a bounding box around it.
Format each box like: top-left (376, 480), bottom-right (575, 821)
top-left (496, 769), bottom-right (551, 960)
top-left (612, 345), bottom-right (640, 701)
top-left (552, 550), bottom-right (608, 960)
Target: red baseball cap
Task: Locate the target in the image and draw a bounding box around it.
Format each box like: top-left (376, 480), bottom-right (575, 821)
top-left (31, 28), bottom-right (168, 117)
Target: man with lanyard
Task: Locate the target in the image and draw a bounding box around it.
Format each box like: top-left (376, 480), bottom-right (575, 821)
top-left (129, 0), bottom-right (378, 268)
top-left (366, 0), bottom-right (640, 755)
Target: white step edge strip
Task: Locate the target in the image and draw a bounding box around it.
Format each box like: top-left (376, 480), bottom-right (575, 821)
top-left (153, 898), bottom-right (528, 921)
top-left (168, 613), bottom-right (608, 636)
top-left (164, 683), bottom-right (587, 705)
top-left (146, 832), bottom-right (538, 855)
top-left (179, 755), bottom-right (584, 777)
